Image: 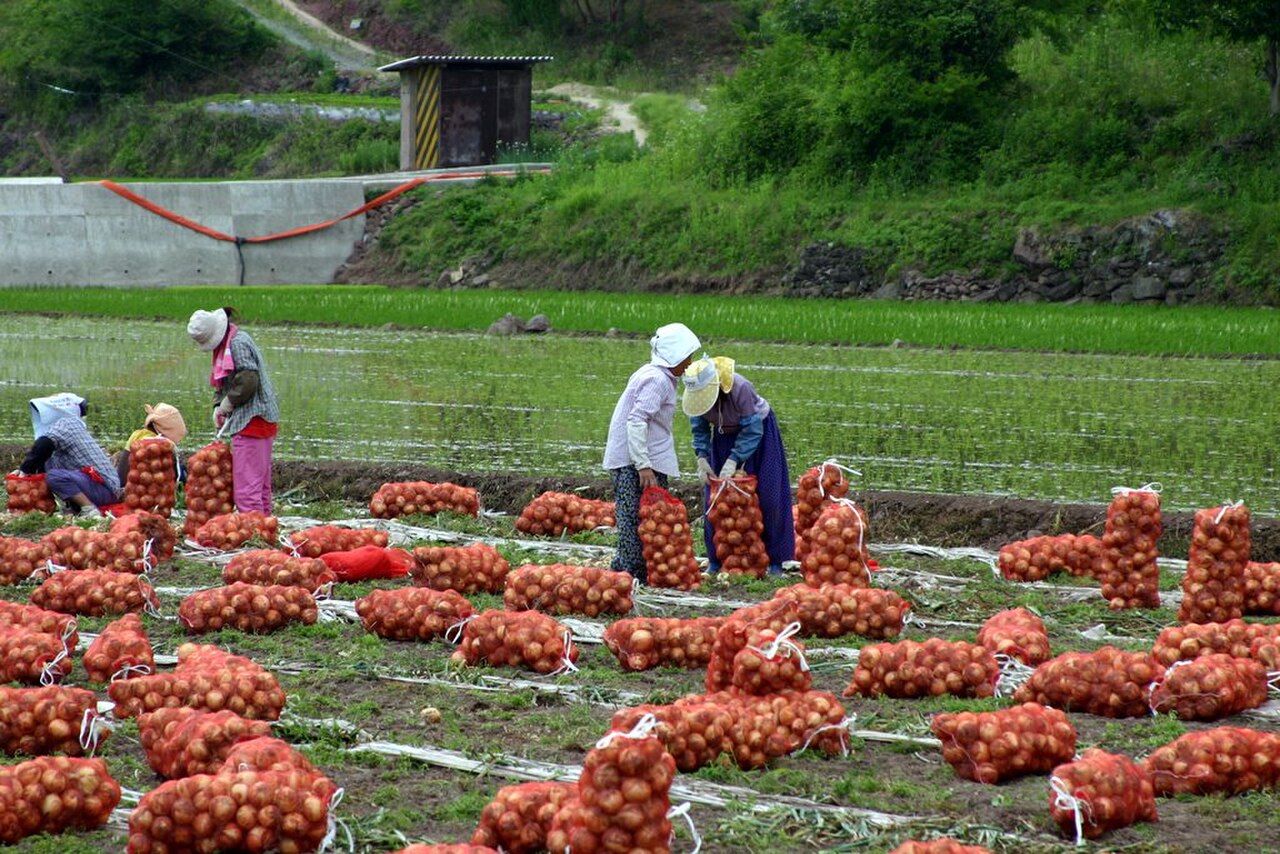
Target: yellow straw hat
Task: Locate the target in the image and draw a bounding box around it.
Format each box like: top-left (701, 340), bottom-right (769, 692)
top-left (682, 356), bottom-right (735, 417)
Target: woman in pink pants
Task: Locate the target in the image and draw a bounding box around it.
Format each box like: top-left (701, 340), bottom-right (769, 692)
top-left (187, 307), bottom-right (280, 514)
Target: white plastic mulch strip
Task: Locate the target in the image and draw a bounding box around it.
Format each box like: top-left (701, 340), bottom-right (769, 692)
top-left (374, 671), bottom-right (646, 708)
top-left (1244, 700), bottom-right (1280, 722)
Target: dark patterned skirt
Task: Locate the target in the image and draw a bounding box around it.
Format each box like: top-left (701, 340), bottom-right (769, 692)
top-left (702, 411), bottom-right (795, 567)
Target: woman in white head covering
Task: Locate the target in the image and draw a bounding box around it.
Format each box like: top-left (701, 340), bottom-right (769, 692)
top-left (682, 355), bottom-right (794, 575)
top-left (602, 322), bottom-right (701, 584)
top-left (19, 393), bottom-right (121, 518)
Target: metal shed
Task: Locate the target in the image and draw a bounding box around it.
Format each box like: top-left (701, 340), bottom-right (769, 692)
top-left (379, 55), bottom-right (553, 171)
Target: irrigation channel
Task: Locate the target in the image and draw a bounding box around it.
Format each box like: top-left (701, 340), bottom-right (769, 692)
top-left (2, 315), bottom-right (1278, 513)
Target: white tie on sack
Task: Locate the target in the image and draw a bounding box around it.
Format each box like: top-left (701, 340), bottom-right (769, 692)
top-left (39, 620), bottom-right (80, 686)
top-left (667, 801), bottom-right (703, 854)
top-left (140, 537), bottom-right (156, 573)
top-left (817, 459), bottom-right (861, 498)
top-left (747, 621), bottom-right (810, 672)
top-left (318, 787), bottom-right (353, 854)
top-left (1214, 500), bottom-right (1244, 525)
top-left (830, 498), bottom-right (868, 557)
top-left (79, 707), bottom-right (114, 757)
top-left (596, 712), bottom-right (659, 748)
top-left (993, 653), bottom-right (1036, 698)
top-left (1146, 660), bottom-right (1192, 716)
top-left (704, 475), bottom-right (751, 517)
top-left (1110, 482), bottom-right (1163, 495)
top-left (1049, 775), bottom-right (1092, 847)
top-left (443, 614), bottom-right (478, 645)
top-left (796, 713), bottom-right (858, 757)
top-left (548, 628), bottom-right (580, 677)
top-left (110, 663), bottom-right (153, 682)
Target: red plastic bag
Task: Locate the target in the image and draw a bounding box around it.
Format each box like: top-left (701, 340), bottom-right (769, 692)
top-left (5, 473), bottom-right (55, 514)
top-left (289, 525), bottom-right (389, 557)
top-left (318, 545), bottom-right (413, 581)
top-left (707, 475), bottom-right (768, 578)
top-left (1049, 748), bottom-right (1157, 842)
top-left (639, 485), bottom-right (701, 590)
top-left (932, 702), bottom-right (1077, 784)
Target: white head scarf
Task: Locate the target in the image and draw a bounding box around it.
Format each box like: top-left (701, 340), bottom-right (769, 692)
top-left (649, 323), bottom-right (700, 368)
top-left (187, 309), bottom-right (229, 351)
top-left (30, 393), bottom-right (85, 438)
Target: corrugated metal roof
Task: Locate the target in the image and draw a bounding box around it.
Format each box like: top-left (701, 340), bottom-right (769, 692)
top-left (379, 55), bottom-right (554, 72)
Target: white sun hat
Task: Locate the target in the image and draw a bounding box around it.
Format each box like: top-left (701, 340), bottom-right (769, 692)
top-left (649, 322), bottom-right (701, 367)
top-left (682, 356), bottom-right (735, 417)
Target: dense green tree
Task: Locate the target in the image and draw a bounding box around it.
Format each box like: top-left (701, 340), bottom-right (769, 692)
top-left (1150, 0), bottom-right (1280, 115)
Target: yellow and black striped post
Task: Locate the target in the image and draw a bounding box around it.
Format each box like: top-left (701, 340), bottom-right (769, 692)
top-left (412, 65), bottom-right (441, 170)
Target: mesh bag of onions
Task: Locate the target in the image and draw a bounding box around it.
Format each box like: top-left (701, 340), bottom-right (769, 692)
top-left (705, 599), bottom-right (799, 692)
top-left (0, 536), bottom-right (51, 585)
top-left (1179, 503), bottom-right (1251, 624)
top-left (794, 460), bottom-right (852, 561)
top-left (800, 499), bottom-right (870, 587)
top-left (845, 639), bottom-right (999, 700)
top-left (288, 525), bottom-right (389, 558)
top-left (997, 533), bottom-right (1100, 582)
top-left (138, 708), bottom-right (273, 778)
top-left (730, 622), bottom-right (812, 695)
top-left (0, 601), bottom-right (78, 643)
top-left (545, 719), bottom-right (676, 854)
top-left (397, 846), bottom-right (499, 854)
top-left (1142, 726), bottom-right (1280, 796)
top-left (0, 756), bottom-right (122, 844)
top-left (450, 610), bottom-right (579, 675)
top-left (706, 475), bottom-right (769, 578)
top-left (178, 583), bottom-right (317, 635)
top-left (110, 510), bottom-right (178, 566)
top-left (30, 569), bottom-right (158, 617)
top-left (1048, 748), bottom-right (1157, 842)
top-left (193, 512), bottom-right (279, 551)
top-left (411, 544), bottom-right (511, 594)
top-left (1244, 560), bottom-right (1280, 615)
top-left (1095, 485), bottom-right (1163, 609)
top-left (124, 437), bottom-right (178, 517)
top-left (217, 736), bottom-right (323, 776)
top-left (976, 608), bottom-right (1051, 666)
top-left (638, 486), bottom-right (701, 590)
top-left (772, 583), bottom-right (909, 640)
top-left (5, 473), bottom-right (56, 514)
top-left (370, 480), bottom-right (480, 519)
top-left (1012, 647), bottom-right (1164, 718)
top-left (182, 442), bottom-right (234, 537)
top-left (514, 492), bottom-right (616, 537)
top-left (0, 625), bottom-right (73, 685)
top-left (609, 703), bottom-right (733, 772)
top-left (39, 526), bottom-right (147, 573)
top-left (109, 643), bottom-right (287, 720)
top-left (1148, 653), bottom-right (1268, 721)
top-left (471, 781), bottom-right (576, 854)
top-left (503, 563), bottom-right (634, 618)
top-left (355, 587), bottom-right (475, 642)
top-left (0, 685), bottom-right (103, 756)
top-left (83, 613), bottom-right (155, 684)
top-left (1152, 618), bottom-right (1280, 666)
top-left (889, 841), bottom-right (994, 854)
top-left (223, 549), bottom-right (336, 592)
top-left (931, 702), bottom-right (1077, 784)
top-left (125, 767), bottom-right (339, 854)
top-left (602, 616), bottom-right (723, 671)
top-left (695, 690), bottom-right (849, 769)
top-left (1251, 635), bottom-right (1280, 669)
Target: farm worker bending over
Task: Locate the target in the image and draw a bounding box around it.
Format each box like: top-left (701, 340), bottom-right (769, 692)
top-left (682, 356), bottom-right (794, 575)
top-left (603, 322), bottom-right (701, 584)
top-left (187, 307), bottom-right (280, 514)
top-left (19, 392), bottom-right (121, 519)
top-left (113, 402), bottom-right (189, 487)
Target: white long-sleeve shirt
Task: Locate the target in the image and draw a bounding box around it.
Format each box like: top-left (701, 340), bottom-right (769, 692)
top-left (602, 364), bottom-right (682, 476)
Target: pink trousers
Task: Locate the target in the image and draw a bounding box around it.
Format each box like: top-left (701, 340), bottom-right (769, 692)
top-left (231, 434), bottom-right (274, 514)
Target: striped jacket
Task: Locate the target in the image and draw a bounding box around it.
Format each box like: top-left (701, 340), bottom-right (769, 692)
top-left (45, 417), bottom-right (121, 494)
top-left (216, 330), bottom-right (280, 436)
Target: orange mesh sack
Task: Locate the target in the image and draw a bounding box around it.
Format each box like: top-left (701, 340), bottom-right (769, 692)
top-left (515, 491), bottom-right (615, 536)
top-left (110, 511), bottom-right (178, 565)
top-left (889, 841), bottom-right (994, 854)
top-left (397, 846), bottom-right (499, 854)
top-left (707, 475), bottom-right (768, 578)
top-left (997, 533), bottom-right (1100, 582)
top-left (182, 442), bottom-right (233, 536)
top-left (1142, 727), bottom-right (1280, 796)
top-left (1148, 654), bottom-right (1268, 721)
top-left (1049, 748), bottom-right (1157, 843)
top-left (109, 644), bottom-right (286, 721)
top-left (0, 626), bottom-right (73, 685)
top-left (223, 549), bottom-right (336, 592)
top-left (639, 485), bottom-right (701, 590)
top-left (6, 472), bottom-right (56, 514)
top-left (193, 512), bottom-right (279, 551)
top-left (412, 544), bottom-right (511, 594)
top-left (30, 569), bottom-right (157, 617)
top-left (976, 608), bottom-right (1051, 666)
top-left (217, 736), bottom-right (323, 776)
top-left (83, 613), bottom-right (155, 683)
top-left (450, 610), bottom-right (579, 675)
top-left (0, 536), bottom-right (52, 585)
top-left (178, 583), bottom-right (317, 635)
top-left (1244, 560), bottom-right (1280, 615)
top-left (355, 587), bottom-right (475, 641)
top-left (0, 756), bottom-right (121, 844)
top-left (0, 685), bottom-right (103, 756)
top-left (698, 690), bottom-right (849, 769)
top-left (773, 583), bottom-right (909, 640)
top-left (124, 437), bottom-right (177, 517)
top-left (794, 460), bottom-right (852, 561)
top-left (801, 499), bottom-right (870, 587)
top-left (1095, 485), bottom-right (1163, 609)
top-left (1152, 618), bottom-right (1280, 666)
top-left (471, 781), bottom-right (576, 854)
top-left (545, 721), bottom-right (676, 854)
top-left (1251, 635), bottom-right (1280, 669)
top-left (289, 525), bottom-right (389, 558)
top-left (0, 601), bottom-right (78, 643)
top-left (1013, 647), bottom-right (1164, 718)
top-left (138, 708), bottom-right (273, 778)
top-left (370, 480), bottom-right (480, 518)
top-left (845, 639), bottom-right (998, 700)
top-left (602, 616), bottom-right (723, 671)
top-left (609, 703), bottom-right (733, 772)
top-left (503, 564), bottom-right (634, 617)
top-left (1179, 503), bottom-right (1251, 624)
top-left (932, 702), bottom-right (1077, 784)
top-left (39, 526), bottom-right (146, 573)
top-left (731, 622), bottom-right (812, 695)
top-left (705, 599), bottom-right (799, 692)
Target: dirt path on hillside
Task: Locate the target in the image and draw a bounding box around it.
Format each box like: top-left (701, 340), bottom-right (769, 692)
top-left (231, 0), bottom-right (383, 72)
top-left (546, 83), bottom-right (649, 146)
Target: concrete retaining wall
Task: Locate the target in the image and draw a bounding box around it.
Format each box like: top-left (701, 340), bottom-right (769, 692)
top-left (0, 180), bottom-right (366, 286)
